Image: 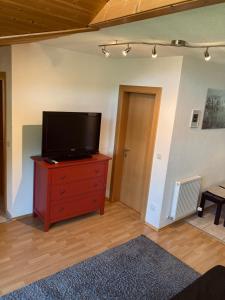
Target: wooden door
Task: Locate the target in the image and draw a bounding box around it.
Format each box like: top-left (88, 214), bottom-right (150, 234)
top-left (120, 93), bottom-right (155, 213)
top-left (0, 80), bottom-right (3, 211)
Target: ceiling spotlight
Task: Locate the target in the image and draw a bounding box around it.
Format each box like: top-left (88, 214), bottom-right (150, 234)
top-left (204, 47), bottom-right (211, 61)
top-left (152, 45), bottom-right (158, 58)
top-left (122, 45), bottom-right (131, 56)
top-left (102, 47), bottom-right (110, 58)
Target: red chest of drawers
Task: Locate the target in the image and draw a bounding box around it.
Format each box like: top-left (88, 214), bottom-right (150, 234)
top-left (31, 154), bottom-right (111, 231)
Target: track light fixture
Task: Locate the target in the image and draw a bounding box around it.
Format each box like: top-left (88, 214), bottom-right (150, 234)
top-left (152, 45), bottom-right (157, 58)
top-left (204, 47), bottom-right (211, 61)
top-left (102, 46), bottom-right (110, 58)
top-left (122, 44), bottom-right (131, 56)
top-left (99, 39), bottom-right (225, 62)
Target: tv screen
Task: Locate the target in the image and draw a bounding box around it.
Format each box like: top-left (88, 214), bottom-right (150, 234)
top-left (42, 111), bottom-right (101, 160)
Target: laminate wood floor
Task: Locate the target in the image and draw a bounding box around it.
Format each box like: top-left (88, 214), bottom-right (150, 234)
top-left (0, 201), bottom-right (225, 296)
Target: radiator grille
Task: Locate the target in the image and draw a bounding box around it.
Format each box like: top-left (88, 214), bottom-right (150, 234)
top-left (170, 176), bottom-right (201, 221)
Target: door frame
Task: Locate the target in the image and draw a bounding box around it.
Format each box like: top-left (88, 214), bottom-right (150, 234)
top-left (0, 72), bottom-right (7, 212)
top-left (110, 85), bottom-right (162, 219)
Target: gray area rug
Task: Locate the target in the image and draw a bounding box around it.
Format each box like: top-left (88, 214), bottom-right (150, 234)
top-left (1, 235), bottom-right (199, 300)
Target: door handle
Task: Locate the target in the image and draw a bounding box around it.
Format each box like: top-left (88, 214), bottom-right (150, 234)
top-left (124, 148), bottom-right (130, 152)
top-left (123, 148), bottom-right (130, 158)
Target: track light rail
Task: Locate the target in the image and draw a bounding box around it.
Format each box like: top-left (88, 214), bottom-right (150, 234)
top-left (99, 39), bottom-right (225, 61)
top-left (99, 40), bottom-right (225, 49)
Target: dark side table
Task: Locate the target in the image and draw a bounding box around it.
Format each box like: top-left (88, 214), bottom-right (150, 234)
top-left (198, 191), bottom-right (225, 226)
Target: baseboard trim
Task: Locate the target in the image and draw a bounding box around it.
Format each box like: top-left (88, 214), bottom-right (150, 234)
top-left (14, 213), bottom-right (33, 220)
top-left (145, 222), bottom-right (161, 232)
top-left (6, 212), bottom-right (33, 221)
top-left (5, 210), bottom-right (12, 219)
top-left (145, 217), bottom-right (186, 232)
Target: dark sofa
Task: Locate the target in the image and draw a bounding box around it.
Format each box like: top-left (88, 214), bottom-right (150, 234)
top-left (171, 265), bottom-right (225, 300)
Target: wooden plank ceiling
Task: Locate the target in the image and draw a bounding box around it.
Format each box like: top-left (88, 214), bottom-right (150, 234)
top-left (0, 0), bottom-right (224, 46)
top-left (0, 0), bottom-right (108, 45)
top-left (91, 0), bottom-right (225, 28)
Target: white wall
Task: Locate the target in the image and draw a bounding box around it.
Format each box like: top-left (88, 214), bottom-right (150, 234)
top-left (160, 56), bottom-right (225, 228)
top-left (10, 43), bottom-right (117, 217)
top-left (0, 46), bottom-right (12, 213)
top-left (7, 44), bottom-right (225, 229)
top-left (10, 43), bottom-right (183, 224)
top-left (110, 57), bottom-right (183, 227)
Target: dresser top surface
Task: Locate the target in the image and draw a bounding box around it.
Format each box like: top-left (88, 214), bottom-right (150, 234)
top-left (31, 154), bottom-right (111, 169)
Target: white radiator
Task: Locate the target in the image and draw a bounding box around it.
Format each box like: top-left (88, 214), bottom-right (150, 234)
top-left (169, 176), bottom-right (201, 221)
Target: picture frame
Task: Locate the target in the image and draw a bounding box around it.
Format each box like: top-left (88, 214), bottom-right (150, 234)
top-left (202, 88), bottom-right (225, 129)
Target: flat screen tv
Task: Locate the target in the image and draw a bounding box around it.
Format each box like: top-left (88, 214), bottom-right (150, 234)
top-left (41, 111), bottom-right (101, 161)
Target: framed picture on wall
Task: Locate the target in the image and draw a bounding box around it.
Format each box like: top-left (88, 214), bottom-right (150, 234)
top-left (190, 109), bottom-right (201, 128)
top-left (202, 88), bottom-right (225, 129)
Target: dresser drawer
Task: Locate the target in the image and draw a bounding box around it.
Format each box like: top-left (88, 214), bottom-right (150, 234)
top-left (50, 177), bottom-right (105, 202)
top-left (50, 192), bottom-right (104, 221)
top-left (51, 162), bottom-right (105, 184)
